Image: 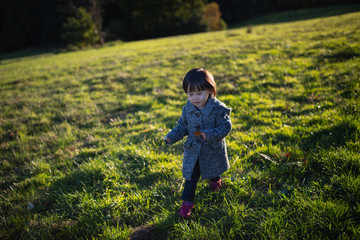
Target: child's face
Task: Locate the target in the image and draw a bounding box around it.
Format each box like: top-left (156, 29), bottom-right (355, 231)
top-left (187, 88), bottom-right (211, 109)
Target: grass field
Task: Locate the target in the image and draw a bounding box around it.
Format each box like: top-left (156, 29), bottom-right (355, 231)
top-left (1, 5), bottom-right (360, 240)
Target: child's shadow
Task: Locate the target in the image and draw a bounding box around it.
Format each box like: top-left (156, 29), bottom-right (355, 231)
top-left (130, 211), bottom-right (181, 240)
top-left (130, 182), bottom-right (229, 239)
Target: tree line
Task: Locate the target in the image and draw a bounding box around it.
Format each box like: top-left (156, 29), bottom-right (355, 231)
top-left (0, 0), bottom-right (357, 53)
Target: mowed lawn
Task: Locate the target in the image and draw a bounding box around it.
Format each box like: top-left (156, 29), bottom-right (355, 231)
top-left (1, 7), bottom-right (360, 240)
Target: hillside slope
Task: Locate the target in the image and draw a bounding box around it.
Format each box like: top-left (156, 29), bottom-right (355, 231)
top-left (1, 10), bottom-right (359, 239)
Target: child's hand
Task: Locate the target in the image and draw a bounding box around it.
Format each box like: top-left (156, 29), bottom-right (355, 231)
top-left (165, 137), bottom-right (171, 143)
top-left (200, 132), bottom-right (207, 140)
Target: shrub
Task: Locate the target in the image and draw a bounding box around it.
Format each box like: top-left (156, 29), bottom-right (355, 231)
top-left (203, 2), bottom-right (227, 31)
top-left (61, 7), bottom-right (99, 48)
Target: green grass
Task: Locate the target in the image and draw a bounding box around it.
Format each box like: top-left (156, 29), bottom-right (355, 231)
top-left (1, 7), bottom-right (360, 240)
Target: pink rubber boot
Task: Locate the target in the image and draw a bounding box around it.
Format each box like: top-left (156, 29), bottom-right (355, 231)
top-left (179, 201), bottom-right (194, 218)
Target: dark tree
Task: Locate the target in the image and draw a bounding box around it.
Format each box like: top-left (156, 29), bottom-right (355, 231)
top-left (59, 0), bottom-right (107, 45)
top-left (61, 7), bottom-right (99, 47)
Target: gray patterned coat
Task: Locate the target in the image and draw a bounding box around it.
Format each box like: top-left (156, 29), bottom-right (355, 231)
top-left (165, 96), bottom-right (232, 180)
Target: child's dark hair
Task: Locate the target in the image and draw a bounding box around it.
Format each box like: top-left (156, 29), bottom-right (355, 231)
top-left (182, 68), bottom-right (217, 96)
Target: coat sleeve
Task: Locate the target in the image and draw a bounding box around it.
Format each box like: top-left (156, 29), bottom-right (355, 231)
top-left (165, 106), bottom-right (188, 145)
top-left (202, 107), bottom-right (231, 144)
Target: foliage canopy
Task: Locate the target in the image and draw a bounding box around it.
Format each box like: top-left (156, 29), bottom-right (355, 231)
top-left (61, 7), bottom-right (100, 48)
top-left (1, 0), bottom-right (358, 52)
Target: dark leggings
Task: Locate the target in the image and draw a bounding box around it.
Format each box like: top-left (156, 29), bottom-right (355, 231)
top-left (181, 161), bottom-right (220, 202)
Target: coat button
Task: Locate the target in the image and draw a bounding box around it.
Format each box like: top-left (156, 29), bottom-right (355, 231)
top-left (196, 139), bottom-right (201, 143)
top-left (194, 112), bottom-right (200, 118)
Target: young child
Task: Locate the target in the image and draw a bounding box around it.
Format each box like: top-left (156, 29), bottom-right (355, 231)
top-left (164, 68), bottom-right (232, 218)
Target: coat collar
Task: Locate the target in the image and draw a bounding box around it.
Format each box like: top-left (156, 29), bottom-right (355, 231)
top-left (186, 95), bottom-right (216, 116)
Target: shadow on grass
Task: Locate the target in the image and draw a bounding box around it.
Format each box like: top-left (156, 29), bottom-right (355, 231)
top-left (0, 47), bottom-right (61, 62)
top-left (136, 181), bottom-right (253, 239)
top-left (49, 168), bottom-right (110, 198)
top-left (229, 4), bottom-right (360, 29)
top-left (300, 120), bottom-right (359, 152)
top-left (131, 224), bottom-right (167, 240)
